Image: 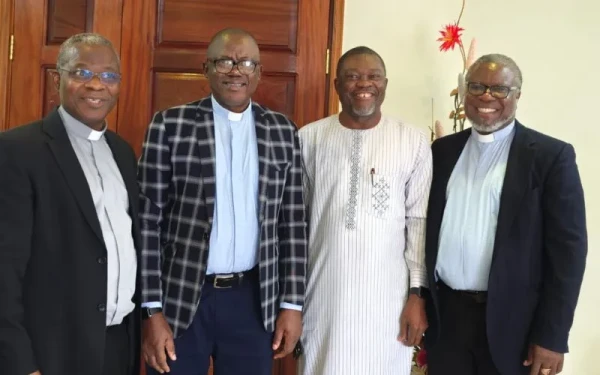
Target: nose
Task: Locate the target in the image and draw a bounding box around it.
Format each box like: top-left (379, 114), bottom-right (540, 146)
top-left (479, 90), bottom-right (496, 101)
top-left (227, 65), bottom-right (243, 77)
top-left (356, 77), bottom-right (372, 88)
top-left (85, 75), bottom-right (105, 90)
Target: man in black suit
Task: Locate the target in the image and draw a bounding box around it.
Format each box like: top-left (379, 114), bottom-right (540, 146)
top-left (0, 33), bottom-right (141, 375)
top-left (424, 54), bottom-right (587, 375)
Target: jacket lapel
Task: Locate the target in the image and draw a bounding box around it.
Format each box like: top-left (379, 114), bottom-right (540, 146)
top-left (195, 98), bottom-right (217, 223)
top-left (492, 122), bottom-right (536, 253)
top-left (43, 109), bottom-right (105, 244)
top-left (252, 104), bottom-right (270, 224)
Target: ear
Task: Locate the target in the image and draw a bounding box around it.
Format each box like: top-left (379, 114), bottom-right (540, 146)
top-left (516, 90), bottom-right (521, 100)
top-left (257, 64), bottom-right (263, 80)
top-left (202, 62), bottom-right (209, 77)
top-left (52, 70), bottom-right (61, 91)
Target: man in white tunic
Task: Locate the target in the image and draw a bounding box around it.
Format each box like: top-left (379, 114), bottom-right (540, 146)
top-left (297, 46), bottom-right (432, 375)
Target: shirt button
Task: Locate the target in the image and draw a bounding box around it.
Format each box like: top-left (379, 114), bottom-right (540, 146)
top-left (97, 303), bottom-right (106, 312)
top-left (97, 256), bottom-right (107, 264)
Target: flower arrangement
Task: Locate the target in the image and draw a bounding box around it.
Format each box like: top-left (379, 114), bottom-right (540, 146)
top-left (430, 0), bottom-right (477, 141)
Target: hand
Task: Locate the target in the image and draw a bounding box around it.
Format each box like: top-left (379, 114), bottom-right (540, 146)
top-left (29, 372), bottom-right (41, 375)
top-left (272, 309), bottom-right (302, 359)
top-left (398, 294), bottom-right (428, 347)
top-left (523, 344), bottom-right (564, 375)
top-left (142, 313), bottom-right (177, 373)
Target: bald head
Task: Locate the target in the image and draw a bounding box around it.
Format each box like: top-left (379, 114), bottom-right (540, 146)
top-left (206, 28), bottom-right (259, 60)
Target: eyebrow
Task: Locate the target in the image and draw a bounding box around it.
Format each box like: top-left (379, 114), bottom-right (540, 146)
top-left (71, 63), bottom-right (119, 72)
top-left (344, 69), bottom-right (384, 73)
top-left (214, 55), bottom-right (257, 61)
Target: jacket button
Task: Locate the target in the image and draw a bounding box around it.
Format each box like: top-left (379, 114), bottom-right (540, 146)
top-left (203, 232), bottom-right (210, 240)
top-left (97, 303), bottom-right (106, 312)
top-left (97, 257), bottom-right (107, 264)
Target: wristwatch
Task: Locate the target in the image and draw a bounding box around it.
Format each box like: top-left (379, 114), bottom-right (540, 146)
top-left (142, 307), bottom-right (162, 320)
top-left (409, 287), bottom-right (428, 298)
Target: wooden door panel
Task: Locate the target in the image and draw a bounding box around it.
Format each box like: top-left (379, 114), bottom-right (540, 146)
top-left (160, 0), bottom-right (297, 50)
top-left (7, 0), bottom-right (123, 130)
top-left (47, 0), bottom-right (89, 43)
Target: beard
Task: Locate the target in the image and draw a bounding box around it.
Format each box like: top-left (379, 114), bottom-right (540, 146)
top-left (468, 114), bottom-right (514, 134)
top-left (351, 102), bottom-right (376, 117)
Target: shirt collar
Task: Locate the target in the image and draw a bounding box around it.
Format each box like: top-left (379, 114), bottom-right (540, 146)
top-left (470, 120), bottom-right (515, 143)
top-left (58, 106), bottom-right (106, 141)
top-left (211, 95), bottom-right (252, 122)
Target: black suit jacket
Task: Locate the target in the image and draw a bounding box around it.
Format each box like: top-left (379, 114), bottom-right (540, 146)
top-left (424, 121), bottom-right (587, 375)
top-left (0, 110), bottom-right (141, 375)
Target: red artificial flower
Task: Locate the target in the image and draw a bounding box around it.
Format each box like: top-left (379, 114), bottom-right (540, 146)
top-left (416, 348), bottom-right (427, 367)
top-left (437, 23), bottom-right (464, 51)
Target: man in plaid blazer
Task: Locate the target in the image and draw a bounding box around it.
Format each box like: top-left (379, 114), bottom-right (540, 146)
top-left (138, 28), bottom-right (308, 375)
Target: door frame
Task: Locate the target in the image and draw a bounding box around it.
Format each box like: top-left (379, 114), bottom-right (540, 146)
top-left (0, 0), bottom-right (13, 131)
top-left (327, 0), bottom-right (344, 116)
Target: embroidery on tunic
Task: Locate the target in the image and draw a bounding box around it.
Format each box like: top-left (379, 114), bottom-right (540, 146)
top-left (346, 131), bottom-right (363, 229)
top-left (372, 176), bottom-right (390, 217)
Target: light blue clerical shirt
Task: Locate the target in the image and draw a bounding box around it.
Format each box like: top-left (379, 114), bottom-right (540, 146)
top-left (207, 95), bottom-right (260, 275)
top-left (435, 122), bottom-right (515, 291)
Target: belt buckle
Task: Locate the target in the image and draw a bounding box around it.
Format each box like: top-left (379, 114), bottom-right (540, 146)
top-left (213, 274), bottom-right (234, 289)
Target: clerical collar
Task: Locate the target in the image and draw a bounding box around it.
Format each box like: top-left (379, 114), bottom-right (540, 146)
top-left (211, 95), bottom-right (252, 122)
top-left (470, 120), bottom-right (515, 143)
top-left (58, 106), bottom-right (106, 141)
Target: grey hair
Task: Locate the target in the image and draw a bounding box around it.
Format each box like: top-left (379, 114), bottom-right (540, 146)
top-left (56, 33), bottom-right (120, 71)
top-left (466, 53), bottom-right (523, 88)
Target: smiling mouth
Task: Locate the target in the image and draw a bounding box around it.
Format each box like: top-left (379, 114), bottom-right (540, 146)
top-left (84, 98), bottom-right (106, 107)
top-left (354, 92), bottom-right (374, 99)
top-left (477, 108), bottom-right (497, 114)
top-left (224, 82), bottom-right (247, 89)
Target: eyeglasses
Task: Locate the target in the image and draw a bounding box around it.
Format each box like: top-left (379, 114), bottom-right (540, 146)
top-left (59, 68), bottom-right (121, 85)
top-left (208, 58), bottom-right (259, 75)
top-left (466, 82), bottom-right (519, 99)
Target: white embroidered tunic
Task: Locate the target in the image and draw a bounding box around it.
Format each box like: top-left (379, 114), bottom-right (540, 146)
top-left (297, 114), bottom-right (432, 375)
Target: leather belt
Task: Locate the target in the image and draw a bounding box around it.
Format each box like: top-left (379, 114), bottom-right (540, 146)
top-left (438, 280), bottom-right (488, 303)
top-left (205, 266), bottom-right (258, 289)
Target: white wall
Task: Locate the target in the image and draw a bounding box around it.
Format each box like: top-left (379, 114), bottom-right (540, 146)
top-left (342, 1), bottom-right (600, 373)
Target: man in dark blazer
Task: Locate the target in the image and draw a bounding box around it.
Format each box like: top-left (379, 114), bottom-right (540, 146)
top-left (139, 28), bottom-right (308, 375)
top-left (0, 34), bottom-right (141, 375)
top-left (424, 54), bottom-right (587, 375)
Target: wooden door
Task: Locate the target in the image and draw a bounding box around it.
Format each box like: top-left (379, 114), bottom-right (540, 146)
top-left (117, 0), bottom-right (331, 155)
top-left (5, 0), bottom-right (123, 131)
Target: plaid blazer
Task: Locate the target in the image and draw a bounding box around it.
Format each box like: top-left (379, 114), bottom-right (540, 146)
top-left (138, 97), bottom-right (308, 337)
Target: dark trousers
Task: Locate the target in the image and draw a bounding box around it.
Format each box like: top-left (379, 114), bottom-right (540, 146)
top-left (103, 320), bottom-right (131, 375)
top-left (147, 272), bottom-right (273, 375)
top-left (428, 282), bottom-right (501, 375)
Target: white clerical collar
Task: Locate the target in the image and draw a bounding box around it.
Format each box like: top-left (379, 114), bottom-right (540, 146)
top-left (470, 120), bottom-right (515, 143)
top-left (211, 95), bottom-right (251, 122)
top-left (58, 106), bottom-right (106, 141)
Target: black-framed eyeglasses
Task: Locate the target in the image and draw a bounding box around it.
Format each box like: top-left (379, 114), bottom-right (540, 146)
top-left (467, 82), bottom-right (519, 99)
top-left (59, 68), bottom-right (121, 85)
top-left (208, 58), bottom-right (260, 75)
